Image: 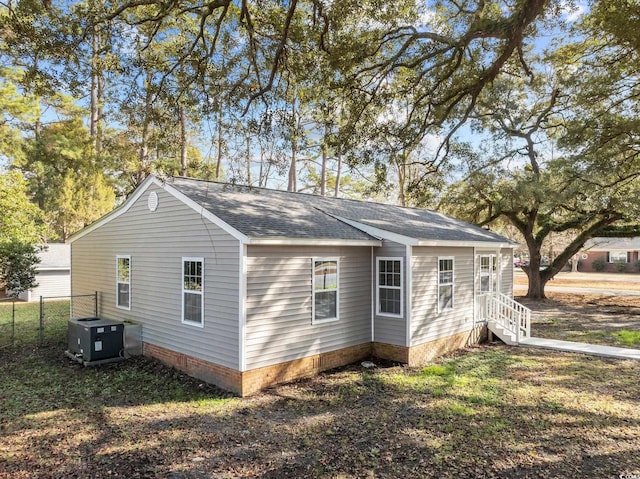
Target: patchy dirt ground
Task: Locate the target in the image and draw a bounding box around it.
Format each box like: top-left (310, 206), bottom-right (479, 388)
top-left (1, 341), bottom-right (639, 479)
top-left (518, 292), bottom-right (640, 347)
top-left (2, 284), bottom-right (640, 478)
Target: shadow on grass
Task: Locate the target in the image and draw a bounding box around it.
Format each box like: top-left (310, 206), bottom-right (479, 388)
top-left (1, 343), bottom-right (639, 478)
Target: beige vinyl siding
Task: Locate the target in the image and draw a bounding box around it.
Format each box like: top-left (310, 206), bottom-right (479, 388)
top-left (373, 240), bottom-right (407, 346)
top-left (71, 183), bottom-right (241, 369)
top-left (500, 248), bottom-right (514, 296)
top-left (410, 247), bottom-right (475, 346)
top-left (245, 245), bottom-right (371, 370)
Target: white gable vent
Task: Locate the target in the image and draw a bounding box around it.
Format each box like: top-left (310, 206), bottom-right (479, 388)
top-left (148, 191), bottom-right (159, 212)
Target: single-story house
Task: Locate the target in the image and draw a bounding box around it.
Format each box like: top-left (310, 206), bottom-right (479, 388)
top-left (579, 237), bottom-right (640, 273)
top-left (14, 243), bottom-right (71, 302)
top-left (68, 175), bottom-right (515, 395)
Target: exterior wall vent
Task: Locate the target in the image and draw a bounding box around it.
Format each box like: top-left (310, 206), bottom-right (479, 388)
top-left (148, 191), bottom-right (159, 211)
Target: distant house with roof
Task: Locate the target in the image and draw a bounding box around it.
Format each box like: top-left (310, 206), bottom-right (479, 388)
top-left (68, 175), bottom-right (515, 395)
top-left (579, 237), bottom-right (640, 273)
top-left (15, 243), bottom-right (71, 302)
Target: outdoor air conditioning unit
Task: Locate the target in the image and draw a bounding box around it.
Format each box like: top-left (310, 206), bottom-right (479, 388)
top-left (67, 318), bottom-right (124, 364)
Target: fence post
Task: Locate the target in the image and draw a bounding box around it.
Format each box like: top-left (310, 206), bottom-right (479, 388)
top-left (39, 296), bottom-right (44, 347)
top-left (12, 300), bottom-right (16, 347)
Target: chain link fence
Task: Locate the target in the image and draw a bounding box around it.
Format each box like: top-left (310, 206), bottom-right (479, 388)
top-left (0, 293), bottom-right (97, 349)
top-left (0, 299), bottom-right (18, 349)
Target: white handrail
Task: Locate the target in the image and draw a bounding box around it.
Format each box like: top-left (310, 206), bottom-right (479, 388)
top-left (484, 292), bottom-right (531, 344)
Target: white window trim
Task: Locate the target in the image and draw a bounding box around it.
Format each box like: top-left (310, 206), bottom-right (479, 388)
top-left (312, 257), bottom-right (340, 324)
top-left (182, 256), bottom-right (205, 328)
top-left (438, 256), bottom-right (455, 313)
top-left (376, 256), bottom-right (403, 318)
top-left (479, 254), bottom-right (496, 294)
top-left (116, 255), bottom-right (131, 311)
top-left (608, 250), bottom-right (628, 263)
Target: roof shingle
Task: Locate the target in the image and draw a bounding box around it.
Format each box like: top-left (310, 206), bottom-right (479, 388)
top-left (168, 177), bottom-right (509, 244)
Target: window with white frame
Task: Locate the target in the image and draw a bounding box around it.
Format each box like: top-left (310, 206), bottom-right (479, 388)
top-left (313, 259), bottom-right (339, 323)
top-left (609, 251), bottom-right (628, 263)
top-left (377, 258), bottom-right (403, 317)
top-left (116, 255), bottom-right (131, 310)
top-left (438, 257), bottom-right (454, 312)
top-left (182, 258), bottom-right (204, 326)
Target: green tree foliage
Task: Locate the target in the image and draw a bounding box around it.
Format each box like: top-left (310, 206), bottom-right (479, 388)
top-left (557, 0), bottom-right (639, 196)
top-left (0, 241), bottom-right (40, 297)
top-left (7, 0), bottom-right (640, 276)
top-left (54, 170), bottom-right (115, 240)
top-left (0, 170), bottom-right (44, 243)
top-left (16, 116), bottom-right (116, 239)
top-left (443, 36), bottom-right (640, 299)
top-left (0, 67), bottom-right (39, 165)
top-left (0, 170), bottom-right (44, 295)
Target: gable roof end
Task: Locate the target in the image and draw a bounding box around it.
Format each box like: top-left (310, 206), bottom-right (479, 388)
top-left (67, 175), bottom-right (249, 244)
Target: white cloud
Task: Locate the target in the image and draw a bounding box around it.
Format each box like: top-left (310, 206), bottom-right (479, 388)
top-left (560, 1), bottom-right (587, 23)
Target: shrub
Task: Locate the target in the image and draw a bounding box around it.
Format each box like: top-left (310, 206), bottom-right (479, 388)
top-left (592, 258), bottom-right (605, 272)
top-left (614, 261), bottom-right (627, 273)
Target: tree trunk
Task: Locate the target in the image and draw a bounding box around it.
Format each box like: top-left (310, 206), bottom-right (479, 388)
top-left (525, 266), bottom-right (550, 299)
top-left (215, 107), bottom-right (223, 180)
top-left (522, 226), bottom-right (547, 298)
top-left (320, 124), bottom-right (328, 196)
top-left (397, 154), bottom-right (406, 207)
top-left (180, 104), bottom-right (188, 176)
top-left (288, 139), bottom-right (297, 192)
top-left (334, 152), bottom-right (342, 197)
top-left (137, 71), bottom-right (153, 185)
top-left (96, 71), bottom-right (103, 158)
top-left (258, 147), bottom-right (264, 187)
top-left (246, 136), bottom-right (251, 185)
top-left (90, 24), bottom-right (101, 155)
top-left (287, 98), bottom-right (298, 192)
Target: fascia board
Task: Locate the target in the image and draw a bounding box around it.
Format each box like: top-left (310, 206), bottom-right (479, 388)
top-left (417, 240), bottom-right (514, 248)
top-left (247, 238), bottom-right (381, 246)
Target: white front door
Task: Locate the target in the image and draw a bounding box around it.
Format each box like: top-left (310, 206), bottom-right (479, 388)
top-left (475, 253), bottom-right (500, 322)
top-left (479, 254), bottom-right (498, 294)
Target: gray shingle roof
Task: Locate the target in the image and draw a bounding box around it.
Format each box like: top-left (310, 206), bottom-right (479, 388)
top-left (584, 237), bottom-right (640, 251)
top-left (37, 243), bottom-right (70, 269)
top-left (168, 177), bottom-right (509, 244)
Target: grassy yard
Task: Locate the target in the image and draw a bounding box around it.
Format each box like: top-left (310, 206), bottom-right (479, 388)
top-left (2, 293), bottom-right (639, 478)
top-left (1, 340), bottom-right (639, 478)
top-left (0, 300), bottom-right (70, 348)
top-left (519, 292), bottom-right (640, 349)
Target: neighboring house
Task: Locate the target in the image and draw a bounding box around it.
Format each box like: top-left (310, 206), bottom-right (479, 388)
top-left (579, 237), bottom-right (640, 273)
top-left (68, 175), bottom-right (515, 395)
top-left (16, 243), bottom-right (71, 302)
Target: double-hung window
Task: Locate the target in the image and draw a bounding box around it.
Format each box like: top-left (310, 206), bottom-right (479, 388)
top-left (116, 255), bottom-right (131, 310)
top-left (182, 257), bottom-right (204, 327)
top-left (438, 257), bottom-right (454, 312)
top-left (313, 258), bottom-right (339, 323)
top-left (608, 251), bottom-right (628, 263)
top-left (377, 258), bottom-right (403, 317)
